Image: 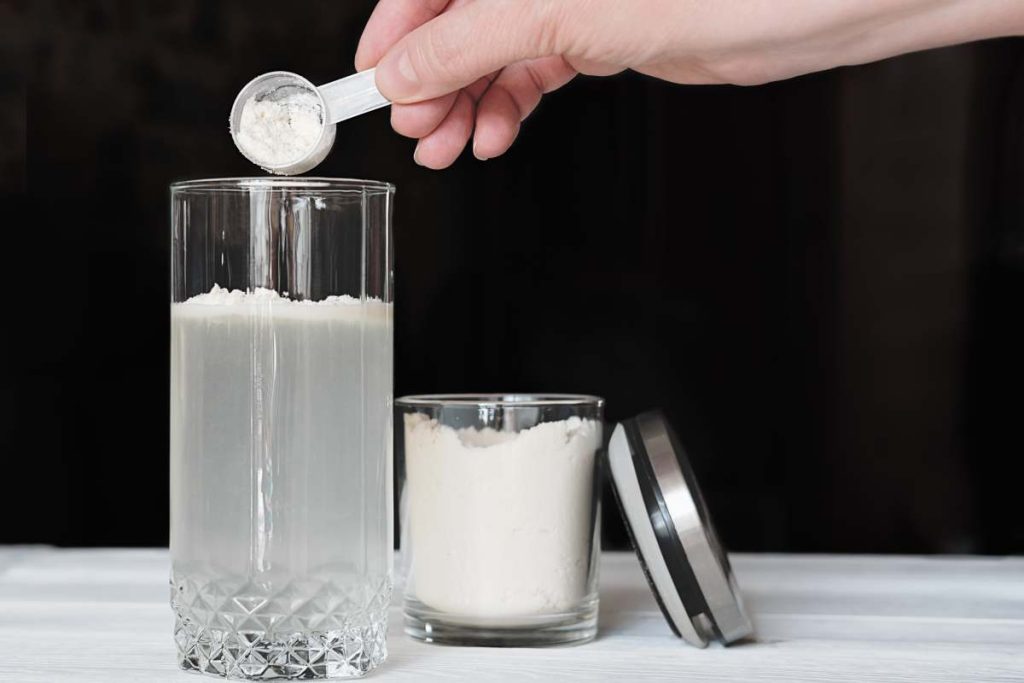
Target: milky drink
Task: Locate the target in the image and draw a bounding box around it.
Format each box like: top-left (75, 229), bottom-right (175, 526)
top-left (170, 286), bottom-right (393, 675)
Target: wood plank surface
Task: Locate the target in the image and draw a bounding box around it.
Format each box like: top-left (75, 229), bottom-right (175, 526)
top-left (0, 549), bottom-right (1020, 682)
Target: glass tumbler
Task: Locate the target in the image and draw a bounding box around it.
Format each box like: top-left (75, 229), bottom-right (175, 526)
top-left (170, 178), bottom-right (394, 679)
top-left (396, 395), bottom-right (604, 646)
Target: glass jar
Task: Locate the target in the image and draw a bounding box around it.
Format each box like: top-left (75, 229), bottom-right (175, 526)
top-left (396, 394), bottom-right (604, 646)
top-left (170, 178), bottom-right (394, 679)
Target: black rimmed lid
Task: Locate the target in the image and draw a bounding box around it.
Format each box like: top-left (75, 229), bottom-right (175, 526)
top-left (607, 410), bottom-right (753, 647)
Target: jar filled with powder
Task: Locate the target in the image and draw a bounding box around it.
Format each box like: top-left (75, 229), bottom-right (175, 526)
top-left (396, 395), bottom-right (604, 646)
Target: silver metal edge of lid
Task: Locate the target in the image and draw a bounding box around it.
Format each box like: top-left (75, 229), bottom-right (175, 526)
top-left (611, 413), bottom-right (754, 645)
top-left (634, 412), bottom-right (754, 644)
top-left (607, 425), bottom-right (709, 648)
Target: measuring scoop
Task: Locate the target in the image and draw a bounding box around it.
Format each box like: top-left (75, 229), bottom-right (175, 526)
top-left (229, 69), bottom-right (390, 175)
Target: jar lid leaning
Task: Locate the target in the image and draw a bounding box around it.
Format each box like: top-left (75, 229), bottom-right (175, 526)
top-left (607, 410), bottom-right (754, 647)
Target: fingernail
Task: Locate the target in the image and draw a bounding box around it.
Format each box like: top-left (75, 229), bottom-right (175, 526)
top-left (413, 145), bottom-right (425, 167)
top-left (378, 49), bottom-right (420, 101)
top-left (472, 139), bottom-right (489, 162)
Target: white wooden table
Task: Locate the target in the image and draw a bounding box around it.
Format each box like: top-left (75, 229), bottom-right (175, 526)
top-left (0, 549), bottom-right (1021, 682)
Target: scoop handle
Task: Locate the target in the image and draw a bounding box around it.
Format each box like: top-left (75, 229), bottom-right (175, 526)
top-left (319, 69), bottom-right (391, 124)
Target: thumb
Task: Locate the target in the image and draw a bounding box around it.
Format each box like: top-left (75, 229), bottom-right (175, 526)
top-left (374, 0), bottom-right (570, 103)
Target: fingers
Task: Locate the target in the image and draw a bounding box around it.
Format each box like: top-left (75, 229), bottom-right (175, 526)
top-left (358, 0), bottom-right (474, 144)
top-left (355, 0), bottom-right (453, 71)
top-left (390, 93), bottom-right (457, 139)
top-left (358, 0), bottom-right (580, 167)
top-left (375, 0), bottom-right (570, 103)
top-left (472, 57), bottom-right (575, 160)
top-left (413, 90), bottom-right (475, 169)
top-left (408, 74), bottom-right (494, 169)
top-left (400, 60), bottom-right (574, 168)
top-left (390, 67), bottom-right (493, 139)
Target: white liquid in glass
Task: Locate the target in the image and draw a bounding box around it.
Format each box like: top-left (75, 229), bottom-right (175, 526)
top-left (170, 289), bottom-right (392, 678)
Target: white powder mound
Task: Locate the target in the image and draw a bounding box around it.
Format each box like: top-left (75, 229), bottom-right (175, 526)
top-left (182, 284), bottom-right (358, 306)
top-left (173, 285), bottom-right (390, 323)
top-left (404, 414), bottom-right (601, 620)
top-left (235, 88), bottom-right (324, 168)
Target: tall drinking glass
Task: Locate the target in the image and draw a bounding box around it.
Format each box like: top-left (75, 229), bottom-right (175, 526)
top-left (170, 178), bottom-right (394, 679)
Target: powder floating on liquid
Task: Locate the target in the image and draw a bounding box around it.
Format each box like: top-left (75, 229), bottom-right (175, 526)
top-left (175, 285), bottom-right (390, 324)
top-left (234, 87), bottom-right (324, 170)
top-left (182, 284), bottom-right (358, 307)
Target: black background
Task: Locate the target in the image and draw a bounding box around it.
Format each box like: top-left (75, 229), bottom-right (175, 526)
top-left (2, 1), bottom-right (1022, 554)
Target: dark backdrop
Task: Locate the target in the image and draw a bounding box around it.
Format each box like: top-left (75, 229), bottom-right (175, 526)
top-left (2, 1), bottom-right (1022, 554)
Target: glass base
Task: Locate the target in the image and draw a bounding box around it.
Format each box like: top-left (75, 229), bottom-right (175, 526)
top-left (171, 571), bottom-right (391, 680)
top-left (174, 617), bottom-right (387, 679)
top-left (403, 597), bottom-right (598, 647)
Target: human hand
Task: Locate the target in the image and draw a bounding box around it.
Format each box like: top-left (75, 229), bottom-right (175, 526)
top-left (356, 0), bottom-right (1024, 169)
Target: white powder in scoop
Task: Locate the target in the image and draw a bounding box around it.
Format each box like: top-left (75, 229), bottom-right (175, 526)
top-left (403, 414), bottom-right (601, 619)
top-left (234, 89), bottom-right (324, 168)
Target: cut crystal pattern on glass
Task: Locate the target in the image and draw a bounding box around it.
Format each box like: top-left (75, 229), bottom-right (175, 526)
top-left (172, 575), bottom-right (391, 679)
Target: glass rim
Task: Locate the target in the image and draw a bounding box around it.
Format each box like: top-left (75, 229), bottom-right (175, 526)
top-left (396, 393), bottom-right (604, 408)
top-left (170, 177), bottom-right (395, 195)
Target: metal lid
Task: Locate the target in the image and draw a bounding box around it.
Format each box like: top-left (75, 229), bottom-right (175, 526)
top-left (607, 410), bottom-right (754, 647)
